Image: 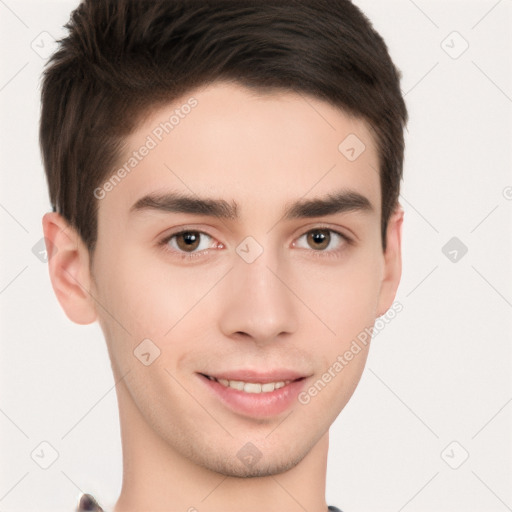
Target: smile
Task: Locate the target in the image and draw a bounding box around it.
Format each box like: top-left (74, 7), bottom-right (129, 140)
top-left (199, 371), bottom-right (308, 418)
top-left (203, 374), bottom-right (293, 393)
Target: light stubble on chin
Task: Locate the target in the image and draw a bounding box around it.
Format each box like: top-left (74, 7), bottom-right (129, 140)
top-left (159, 419), bottom-right (320, 479)
top-left (190, 446), bottom-right (310, 479)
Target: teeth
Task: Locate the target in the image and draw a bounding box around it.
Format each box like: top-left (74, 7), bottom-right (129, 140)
top-left (244, 382), bottom-right (261, 393)
top-left (210, 377), bottom-right (292, 393)
top-left (229, 380), bottom-right (244, 391)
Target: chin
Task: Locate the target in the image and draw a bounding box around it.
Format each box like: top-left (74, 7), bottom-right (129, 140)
top-left (190, 442), bottom-right (309, 478)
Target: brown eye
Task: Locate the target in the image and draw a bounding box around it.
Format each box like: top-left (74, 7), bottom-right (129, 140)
top-left (175, 231), bottom-right (201, 252)
top-left (306, 229), bottom-right (330, 250)
top-left (294, 228), bottom-right (349, 255)
top-left (163, 230), bottom-right (216, 254)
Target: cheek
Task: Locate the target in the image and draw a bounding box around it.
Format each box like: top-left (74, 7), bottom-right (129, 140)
top-left (90, 241), bottom-right (172, 361)
top-left (293, 249), bottom-right (383, 340)
top-left (97, 244), bottom-right (229, 350)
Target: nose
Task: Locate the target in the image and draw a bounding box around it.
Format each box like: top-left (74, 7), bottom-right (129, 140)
top-left (217, 247), bottom-right (299, 345)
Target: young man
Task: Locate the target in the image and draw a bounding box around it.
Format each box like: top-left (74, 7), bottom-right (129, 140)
top-left (40, 1), bottom-right (407, 510)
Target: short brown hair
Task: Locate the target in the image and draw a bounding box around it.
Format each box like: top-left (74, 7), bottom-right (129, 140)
top-left (40, 0), bottom-right (408, 256)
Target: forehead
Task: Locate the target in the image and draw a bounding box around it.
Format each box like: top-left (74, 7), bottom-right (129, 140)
top-left (102, 81), bottom-right (381, 220)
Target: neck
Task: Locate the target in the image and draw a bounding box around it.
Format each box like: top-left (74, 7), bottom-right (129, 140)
top-left (112, 379), bottom-right (330, 512)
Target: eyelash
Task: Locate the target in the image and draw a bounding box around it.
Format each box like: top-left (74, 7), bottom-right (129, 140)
top-left (157, 226), bottom-right (354, 261)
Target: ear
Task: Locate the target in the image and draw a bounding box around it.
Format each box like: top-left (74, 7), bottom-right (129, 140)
top-left (42, 212), bottom-right (97, 325)
top-left (376, 205), bottom-right (404, 317)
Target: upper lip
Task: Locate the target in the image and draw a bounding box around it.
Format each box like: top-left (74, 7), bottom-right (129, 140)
top-left (200, 369), bottom-right (307, 383)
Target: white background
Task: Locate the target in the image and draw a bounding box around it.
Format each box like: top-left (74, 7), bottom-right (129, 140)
top-left (0, 1), bottom-right (511, 511)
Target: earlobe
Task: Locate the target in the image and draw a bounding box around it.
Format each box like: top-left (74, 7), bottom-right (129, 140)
top-left (42, 212), bottom-right (97, 325)
top-left (376, 205), bottom-right (404, 318)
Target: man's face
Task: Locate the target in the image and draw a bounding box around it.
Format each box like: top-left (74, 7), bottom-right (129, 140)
top-left (88, 81), bottom-right (401, 477)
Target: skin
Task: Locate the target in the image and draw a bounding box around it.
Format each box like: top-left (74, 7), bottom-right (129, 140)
top-left (42, 81), bottom-right (403, 512)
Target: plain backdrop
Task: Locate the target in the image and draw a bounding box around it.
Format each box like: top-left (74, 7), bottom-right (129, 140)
top-left (1, 1), bottom-right (511, 511)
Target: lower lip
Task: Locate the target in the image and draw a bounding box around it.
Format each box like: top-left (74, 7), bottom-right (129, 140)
top-left (199, 374), bottom-right (306, 418)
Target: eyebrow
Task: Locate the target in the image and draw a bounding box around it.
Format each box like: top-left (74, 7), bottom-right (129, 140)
top-left (129, 189), bottom-right (373, 220)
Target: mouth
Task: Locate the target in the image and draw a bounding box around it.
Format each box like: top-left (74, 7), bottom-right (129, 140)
top-left (200, 373), bottom-right (305, 394)
top-left (198, 371), bottom-right (308, 418)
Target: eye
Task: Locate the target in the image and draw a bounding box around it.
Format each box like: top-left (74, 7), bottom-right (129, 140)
top-left (293, 228), bottom-right (350, 255)
top-left (159, 230), bottom-right (222, 257)
top-left (158, 226), bottom-right (352, 261)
